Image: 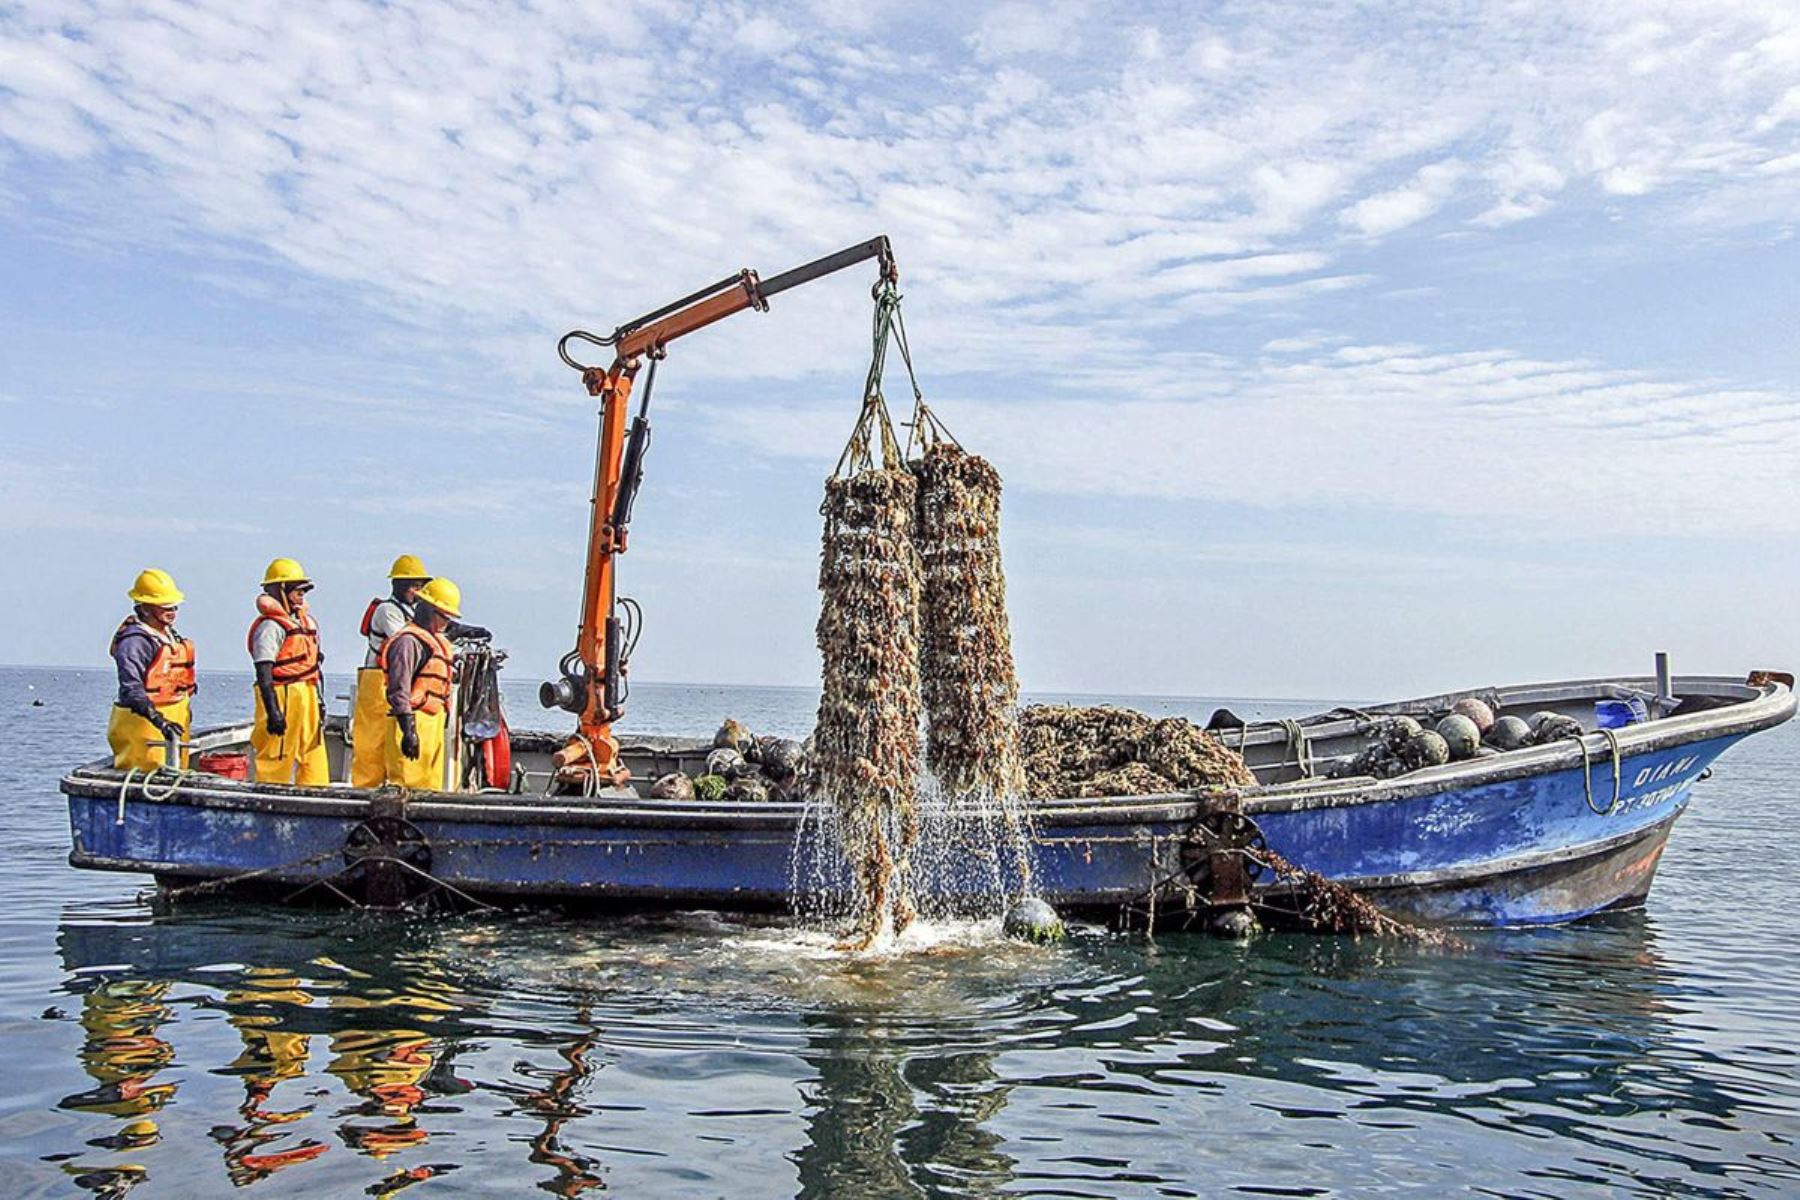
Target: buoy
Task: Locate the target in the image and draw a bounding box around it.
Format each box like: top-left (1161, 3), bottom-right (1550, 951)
top-left (1451, 697), bottom-right (1495, 732)
top-left (713, 718), bottom-right (754, 756)
top-left (1486, 715), bottom-right (1532, 750)
top-left (725, 775), bottom-right (770, 803)
top-left (649, 773), bottom-right (694, 800)
top-left (704, 747), bottom-right (747, 779)
top-left (1381, 715), bottom-right (1424, 744)
top-left (1209, 907), bottom-right (1260, 938)
top-left (1436, 714), bottom-right (1482, 760)
top-left (1003, 897), bottom-right (1065, 944)
top-left (758, 736), bottom-right (805, 779)
top-left (1532, 713), bottom-right (1584, 744)
top-left (1403, 729), bottom-right (1451, 768)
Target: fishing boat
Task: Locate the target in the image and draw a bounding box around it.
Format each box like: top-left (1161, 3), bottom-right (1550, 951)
top-left (61, 670), bottom-right (1794, 928)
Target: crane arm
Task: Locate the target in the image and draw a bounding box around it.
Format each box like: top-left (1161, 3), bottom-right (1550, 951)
top-left (542, 235), bottom-right (898, 790)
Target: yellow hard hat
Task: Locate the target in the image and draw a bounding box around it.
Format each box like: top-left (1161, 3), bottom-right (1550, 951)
top-left (388, 553), bottom-right (429, 580)
top-left (262, 557), bottom-right (311, 587)
top-left (416, 577), bottom-right (462, 619)
top-left (127, 568), bottom-right (184, 606)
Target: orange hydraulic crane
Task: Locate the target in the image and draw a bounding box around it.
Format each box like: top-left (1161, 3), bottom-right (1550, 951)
top-left (544, 235), bottom-right (899, 790)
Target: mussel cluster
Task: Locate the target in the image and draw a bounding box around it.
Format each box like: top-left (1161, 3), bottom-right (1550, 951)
top-left (914, 442), bottom-right (1026, 802)
top-left (1016, 705), bottom-right (1256, 799)
top-left (813, 466), bottom-right (925, 939)
top-left (1335, 697), bottom-right (1591, 779)
top-left (648, 718), bottom-right (808, 804)
top-left (1258, 847), bottom-right (1457, 944)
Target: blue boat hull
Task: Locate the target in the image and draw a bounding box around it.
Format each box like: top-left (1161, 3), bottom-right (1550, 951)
top-left (1023, 731), bottom-right (1731, 925)
top-left (64, 723), bottom-right (1751, 927)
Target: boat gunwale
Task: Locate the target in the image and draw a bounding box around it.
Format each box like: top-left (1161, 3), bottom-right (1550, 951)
top-left (60, 674), bottom-right (1794, 829)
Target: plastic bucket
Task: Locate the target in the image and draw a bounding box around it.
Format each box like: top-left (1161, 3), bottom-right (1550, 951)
top-left (194, 751), bottom-right (250, 780)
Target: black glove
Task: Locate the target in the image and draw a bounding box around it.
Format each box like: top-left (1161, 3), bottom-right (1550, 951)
top-left (255, 666), bottom-right (285, 737)
top-left (260, 685), bottom-right (287, 737)
top-left (151, 714), bottom-right (183, 742)
top-left (399, 712), bottom-right (420, 760)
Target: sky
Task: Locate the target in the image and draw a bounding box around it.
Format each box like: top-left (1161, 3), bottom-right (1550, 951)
top-left (1, 0), bottom-right (1798, 705)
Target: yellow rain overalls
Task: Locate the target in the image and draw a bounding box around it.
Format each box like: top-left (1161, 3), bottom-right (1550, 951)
top-left (248, 596), bottom-right (329, 787)
top-left (351, 596), bottom-right (410, 788)
top-left (378, 623), bottom-right (453, 790)
top-left (107, 618), bottom-right (196, 771)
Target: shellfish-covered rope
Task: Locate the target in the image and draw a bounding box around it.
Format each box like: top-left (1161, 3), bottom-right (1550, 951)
top-left (156, 846), bottom-right (344, 901)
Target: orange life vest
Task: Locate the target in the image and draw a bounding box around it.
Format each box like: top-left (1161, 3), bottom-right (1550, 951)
top-left (378, 623), bottom-right (454, 715)
top-left (112, 618), bottom-right (197, 706)
top-left (247, 594), bottom-right (322, 685)
top-left (359, 596), bottom-right (399, 638)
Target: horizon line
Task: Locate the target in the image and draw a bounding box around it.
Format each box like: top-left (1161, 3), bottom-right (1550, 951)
top-left (0, 662), bottom-right (1335, 707)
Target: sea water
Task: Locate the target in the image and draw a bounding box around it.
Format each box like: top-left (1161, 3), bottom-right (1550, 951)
top-left (2, 665), bottom-right (1798, 1197)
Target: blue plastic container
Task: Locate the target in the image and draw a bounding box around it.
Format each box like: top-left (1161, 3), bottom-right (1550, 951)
top-left (1595, 697), bottom-right (1649, 729)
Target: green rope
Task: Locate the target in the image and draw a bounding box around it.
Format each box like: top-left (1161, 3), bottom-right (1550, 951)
top-left (1570, 729), bottom-right (1623, 815)
top-left (1275, 719), bottom-right (1314, 778)
top-left (834, 283), bottom-right (908, 477)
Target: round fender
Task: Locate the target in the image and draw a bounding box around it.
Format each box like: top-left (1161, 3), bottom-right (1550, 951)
top-left (481, 715), bottom-right (513, 789)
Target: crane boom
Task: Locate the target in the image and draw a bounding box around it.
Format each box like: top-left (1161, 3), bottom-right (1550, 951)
top-left (543, 235), bottom-right (898, 789)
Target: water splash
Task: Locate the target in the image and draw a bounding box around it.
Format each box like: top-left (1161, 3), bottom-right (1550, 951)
top-left (790, 773), bottom-right (1040, 948)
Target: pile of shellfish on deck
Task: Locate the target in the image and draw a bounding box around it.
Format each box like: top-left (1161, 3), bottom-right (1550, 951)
top-left (1330, 696), bottom-right (1589, 780)
top-left (644, 704), bottom-right (1259, 804)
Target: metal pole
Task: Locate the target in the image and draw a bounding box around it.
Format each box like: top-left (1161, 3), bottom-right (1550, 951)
top-left (444, 661), bottom-right (461, 793)
top-left (1654, 651), bottom-right (1673, 715)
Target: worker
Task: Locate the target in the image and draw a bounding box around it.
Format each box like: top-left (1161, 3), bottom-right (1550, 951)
top-left (350, 555), bottom-right (488, 787)
top-left (378, 577), bottom-right (467, 790)
top-left (247, 557), bottom-right (328, 786)
top-left (108, 568), bottom-right (197, 771)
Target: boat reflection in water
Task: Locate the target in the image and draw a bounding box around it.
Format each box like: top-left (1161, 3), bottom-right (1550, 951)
top-left (217, 970), bottom-right (325, 1185)
top-left (489, 1019), bottom-right (606, 1197)
top-left (50, 905), bottom-right (1775, 1196)
top-left (796, 1013), bottom-right (1015, 1199)
top-left (56, 978), bottom-right (176, 1198)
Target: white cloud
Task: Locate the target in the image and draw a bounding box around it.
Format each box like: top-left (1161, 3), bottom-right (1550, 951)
top-left (1, 0), bottom-right (1794, 381)
top-left (2, 0), bottom-right (1799, 546)
top-left (1342, 159), bottom-right (1465, 236)
top-left (693, 338), bottom-right (1800, 538)
top-left (969, 0), bottom-right (1094, 60)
